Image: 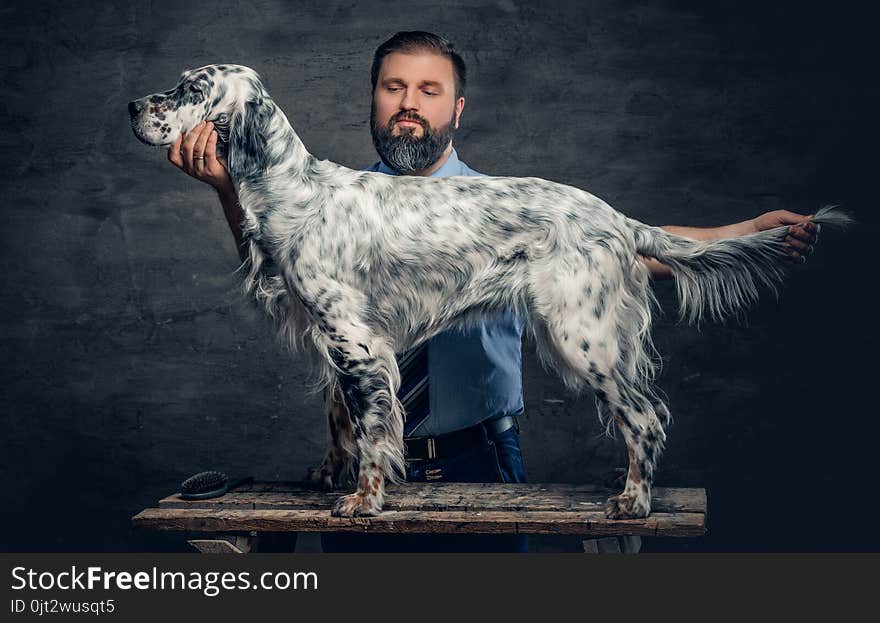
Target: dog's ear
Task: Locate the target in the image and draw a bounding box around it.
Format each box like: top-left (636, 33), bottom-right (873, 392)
top-left (228, 94), bottom-right (272, 180)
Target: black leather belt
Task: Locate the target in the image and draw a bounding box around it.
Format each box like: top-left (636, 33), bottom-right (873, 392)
top-left (404, 414), bottom-right (517, 461)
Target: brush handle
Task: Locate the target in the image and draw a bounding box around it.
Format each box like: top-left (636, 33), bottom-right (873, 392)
top-left (226, 476), bottom-right (254, 491)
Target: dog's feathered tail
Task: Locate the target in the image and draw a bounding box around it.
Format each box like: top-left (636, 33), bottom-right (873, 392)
top-left (628, 206), bottom-right (853, 324)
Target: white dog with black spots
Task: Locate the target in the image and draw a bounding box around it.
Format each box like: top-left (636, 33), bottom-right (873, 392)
top-left (130, 64), bottom-right (850, 519)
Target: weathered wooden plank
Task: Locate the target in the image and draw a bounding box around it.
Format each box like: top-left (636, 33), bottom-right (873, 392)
top-left (157, 483), bottom-right (706, 515)
top-left (133, 507), bottom-right (706, 537)
top-left (141, 482), bottom-right (707, 538)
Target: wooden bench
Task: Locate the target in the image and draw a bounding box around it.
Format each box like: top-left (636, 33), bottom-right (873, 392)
top-left (132, 481), bottom-right (707, 553)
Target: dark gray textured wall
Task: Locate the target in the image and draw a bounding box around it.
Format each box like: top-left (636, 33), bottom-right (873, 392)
top-left (1, 0), bottom-right (876, 552)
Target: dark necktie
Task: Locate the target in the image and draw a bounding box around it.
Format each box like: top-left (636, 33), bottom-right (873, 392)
top-left (397, 343), bottom-right (430, 438)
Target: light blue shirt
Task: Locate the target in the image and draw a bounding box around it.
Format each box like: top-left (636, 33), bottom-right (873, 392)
top-left (366, 148), bottom-right (525, 436)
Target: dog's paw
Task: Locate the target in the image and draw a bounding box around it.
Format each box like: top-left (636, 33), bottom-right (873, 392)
top-left (604, 493), bottom-right (650, 519)
top-left (303, 465), bottom-right (338, 491)
top-left (330, 493), bottom-right (382, 517)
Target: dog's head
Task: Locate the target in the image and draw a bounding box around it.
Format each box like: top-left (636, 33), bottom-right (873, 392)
top-left (128, 64), bottom-right (265, 149)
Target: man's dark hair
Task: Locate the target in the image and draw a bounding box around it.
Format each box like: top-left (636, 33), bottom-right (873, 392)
top-left (371, 31), bottom-right (467, 100)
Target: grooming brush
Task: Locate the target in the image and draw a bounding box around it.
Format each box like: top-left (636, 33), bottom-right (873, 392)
top-left (179, 470), bottom-right (254, 500)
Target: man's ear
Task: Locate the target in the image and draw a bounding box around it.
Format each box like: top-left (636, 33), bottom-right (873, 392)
top-left (454, 96), bottom-right (465, 129)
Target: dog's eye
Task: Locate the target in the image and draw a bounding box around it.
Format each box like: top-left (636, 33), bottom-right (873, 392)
top-left (189, 83), bottom-right (203, 94)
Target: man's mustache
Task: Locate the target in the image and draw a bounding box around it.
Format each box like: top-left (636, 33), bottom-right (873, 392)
top-left (389, 112), bottom-right (428, 128)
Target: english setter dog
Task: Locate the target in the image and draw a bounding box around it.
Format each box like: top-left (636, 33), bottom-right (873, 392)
top-left (129, 65), bottom-right (849, 519)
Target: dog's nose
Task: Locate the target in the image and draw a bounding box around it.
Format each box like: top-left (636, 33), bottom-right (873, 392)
top-left (128, 100), bottom-right (144, 116)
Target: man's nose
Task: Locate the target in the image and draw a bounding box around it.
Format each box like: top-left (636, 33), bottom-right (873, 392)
top-left (400, 88), bottom-right (419, 111)
top-left (128, 100), bottom-right (145, 116)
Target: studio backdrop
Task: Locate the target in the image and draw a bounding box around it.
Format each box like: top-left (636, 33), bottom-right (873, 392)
top-left (0, 0), bottom-right (875, 552)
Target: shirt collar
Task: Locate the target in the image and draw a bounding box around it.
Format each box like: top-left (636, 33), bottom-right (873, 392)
top-left (375, 146), bottom-right (463, 178)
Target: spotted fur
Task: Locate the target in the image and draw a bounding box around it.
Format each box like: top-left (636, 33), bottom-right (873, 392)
top-left (130, 65), bottom-right (851, 519)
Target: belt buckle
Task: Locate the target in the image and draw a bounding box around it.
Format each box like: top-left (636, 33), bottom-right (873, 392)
top-left (404, 438), bottom-right (421, 463)
top-left (426, 437), bottom-right (436, 460)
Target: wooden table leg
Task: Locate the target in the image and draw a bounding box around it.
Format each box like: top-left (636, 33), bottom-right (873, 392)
top-left (188, 532), bottom-right (259, 554)
top-left (582, 535), bottom-right (642, 554)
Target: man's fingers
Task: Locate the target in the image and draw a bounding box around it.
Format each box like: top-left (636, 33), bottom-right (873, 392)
top-left (195, 123), bottom-right (212, 154)
top-left (205, 130), bottom-right (223, 171)
top-left (798, 218), bottom-right (818, 233)
top-left (193, 122), bottom-right (212, 173)
top-left (789, 222), bottom-right (819, 245)
top-left (167, 133), bottom-right (184, 168)
top-left (165, 123), bottom-right (229, 191)
top-left (785, 235), bottom-right (813, 255)
top-left (180, 131), bottom-right (192, 172)
top-left (209, 130), bottom-right (230, 169)
top-left (181, 121), bottom-right (205, 170)
top-left (787, 251), bottom-right (807, 264)
top-left (204, 131), bottom-right (217, 162)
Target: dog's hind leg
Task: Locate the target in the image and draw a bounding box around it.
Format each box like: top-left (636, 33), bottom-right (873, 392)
top-left (528, 247), bottom-right (667, 518)
top-left (555, 339), bottom-right (666, 518)
top-left (596, 383), bottom-right (667, 519)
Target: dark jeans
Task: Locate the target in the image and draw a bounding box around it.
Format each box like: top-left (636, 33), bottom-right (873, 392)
top-left (321, 422), bottom-right (529, 553)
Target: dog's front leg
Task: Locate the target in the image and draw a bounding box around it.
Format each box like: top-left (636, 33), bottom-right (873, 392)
top-left (291, 275), bottom-right (405, 517)
top-left (304, 378), bottom-right (356, 490)
top-left (329, 352), bottom-right (404, 517)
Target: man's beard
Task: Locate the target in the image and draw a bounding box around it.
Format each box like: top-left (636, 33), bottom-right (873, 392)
top-left (370, 105), bottom-right (457, 174)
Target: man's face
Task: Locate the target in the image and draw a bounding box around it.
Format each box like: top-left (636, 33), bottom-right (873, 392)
top-left (370, 50), bottom-right (465, 173)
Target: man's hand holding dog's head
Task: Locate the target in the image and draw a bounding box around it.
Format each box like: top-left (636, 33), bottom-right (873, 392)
top-left (168, 121), bottom-right (234, 197)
